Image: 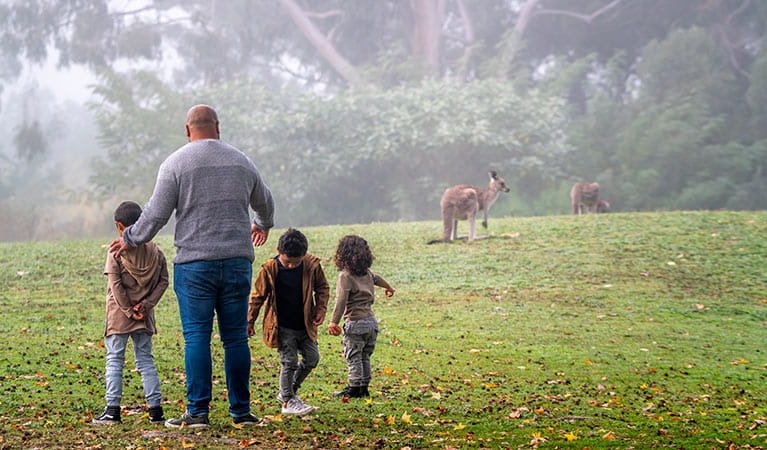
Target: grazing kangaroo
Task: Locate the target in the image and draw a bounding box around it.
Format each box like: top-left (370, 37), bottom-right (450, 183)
top-left (596, 198), bottom-right (611, 213)
top-left (570, 182), bottom-right (601, 214)
top-left (435, 171), bottom-right (510, 243)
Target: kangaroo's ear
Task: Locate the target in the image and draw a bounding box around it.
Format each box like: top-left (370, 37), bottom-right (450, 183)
top-left (489, 170), bottom-right (498, 179)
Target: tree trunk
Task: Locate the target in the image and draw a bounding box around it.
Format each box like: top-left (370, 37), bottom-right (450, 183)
top-left (406, 0), bottom-right (445, 77)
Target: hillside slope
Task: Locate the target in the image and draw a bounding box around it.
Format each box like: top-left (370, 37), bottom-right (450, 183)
top-left (0, 211), bottom-right (765, 449)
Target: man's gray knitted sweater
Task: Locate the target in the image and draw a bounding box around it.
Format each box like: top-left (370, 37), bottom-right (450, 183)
top-left (123, 139), bottom-right (274, 264)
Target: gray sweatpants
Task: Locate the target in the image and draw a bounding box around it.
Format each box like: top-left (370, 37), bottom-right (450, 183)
top-left (277, 327), bottom-right (320, 400)
top-left (342, 316), bottom-right (379, 387)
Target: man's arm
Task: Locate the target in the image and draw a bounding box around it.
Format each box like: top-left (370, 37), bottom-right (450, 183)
top-left (120, 164), bottom-right (178, 254)
top-left (249, 164), bottom-right (274, 246)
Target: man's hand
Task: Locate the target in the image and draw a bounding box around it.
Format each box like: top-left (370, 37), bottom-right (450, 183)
top-left (328, 323), bottom-right (342, 336)
top-left (251, 224), bottom-right (269, 247)
top-left (384, 288), bottom-right (395, 298)
top-left (109, 237), bottom-right (130, 259)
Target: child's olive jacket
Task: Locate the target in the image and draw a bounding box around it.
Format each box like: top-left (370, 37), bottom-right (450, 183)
top-left (248, 254), bottom-right (329, 348)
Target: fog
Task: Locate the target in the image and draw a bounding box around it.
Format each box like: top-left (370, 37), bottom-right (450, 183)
top-left (1, 0), bottom-right (765, 242)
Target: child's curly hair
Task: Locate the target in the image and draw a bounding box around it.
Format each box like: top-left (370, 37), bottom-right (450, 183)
top-left (334, 235), bottom-right (374, 276)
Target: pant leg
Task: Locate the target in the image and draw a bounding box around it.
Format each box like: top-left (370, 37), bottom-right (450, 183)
top-left (277, 327), bottom-right (300, 400)
top-left (215, 257), bottom-right (253, 417)
top-left (104, 334), bottom-right (129, 406)
top-left (360, 323), bottom-right (379, 386)
top-left (294, 332), bottom-right (319, 389)
top-left (132, 331), bottom-right (162, 407)
top-left (342, 318), bottom-right (377, 387)
top-left (174, 261), bottom-right (217, 417)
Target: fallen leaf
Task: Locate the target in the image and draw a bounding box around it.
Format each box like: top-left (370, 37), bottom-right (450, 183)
top-left (453, 423), bottom-right (466, 430)
top-left (564, 432), bottom-right (578, 441)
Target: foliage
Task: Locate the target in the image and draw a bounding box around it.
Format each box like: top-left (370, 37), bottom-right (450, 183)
top-left (0, 211), bottom-right (765, 448)
top-left (91, 75), bottom-right (570, 226)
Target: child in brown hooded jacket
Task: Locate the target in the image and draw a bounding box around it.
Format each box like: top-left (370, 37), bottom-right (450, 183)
top-left (93, 201), bottom-right (169, 425)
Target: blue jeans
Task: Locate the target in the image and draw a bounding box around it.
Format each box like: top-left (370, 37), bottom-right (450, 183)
top-left (104, 331), bottom-right (162, 407)
top-left (174, 258), bottom-right (252, 417)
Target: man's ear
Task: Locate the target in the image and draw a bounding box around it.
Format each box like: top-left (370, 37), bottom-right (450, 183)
top-left (185, 124), bottom-right (191, 141)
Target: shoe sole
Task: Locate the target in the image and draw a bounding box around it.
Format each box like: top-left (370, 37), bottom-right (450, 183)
top-left (165, 422), bottom-right (209, 428)
top-left (91, 420), bottom-right (120, 425)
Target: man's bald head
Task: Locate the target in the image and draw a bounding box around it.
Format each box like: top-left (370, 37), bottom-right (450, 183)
top-left (185, 104), bottom-right (220, 141)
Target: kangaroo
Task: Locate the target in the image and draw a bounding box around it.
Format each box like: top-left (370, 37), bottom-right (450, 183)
top-left (596, 198), bottom-right (611, 213)
top-left (570, 182), bottom-right (601, 214)
top-left (434, 171), bottom-right (510, 243)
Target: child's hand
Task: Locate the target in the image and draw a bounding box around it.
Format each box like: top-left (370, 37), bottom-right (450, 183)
top-left (328, 323), bottom-right (342, 336)
top-left (247, 322), bottom-right (256, 337)
top-left (132, 303), bottom-right (145, 321)
top-left (385, 288), bottom-right (395, 298)
top-left (312, 314), bottom-right (325, 326)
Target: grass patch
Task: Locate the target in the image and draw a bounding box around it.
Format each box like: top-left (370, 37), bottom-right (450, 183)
top-left (0, 211), bottom-right (765, 448)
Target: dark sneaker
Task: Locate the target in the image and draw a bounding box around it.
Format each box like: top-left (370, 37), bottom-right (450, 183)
top-left (165, 411), bottom-right (210, 428)
top-left (334, 386), bottom-right (366, 398)
top-left (148, 405), bottom-right (165, 424)
top-left (232, 412), bottom-right (260, 425)
top-left (92, 406), bottom-right (121, 425)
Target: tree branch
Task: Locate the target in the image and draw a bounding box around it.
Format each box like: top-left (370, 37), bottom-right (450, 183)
top-left (304, 9), bottom-right (344, 20)
top-left (532, 0), bottom-right (625, 24)
top-left (277, 0), bottom-right (362, 86)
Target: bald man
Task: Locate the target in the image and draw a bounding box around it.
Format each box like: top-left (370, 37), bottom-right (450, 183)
top-left (110, 104), bottom-right (274, 428)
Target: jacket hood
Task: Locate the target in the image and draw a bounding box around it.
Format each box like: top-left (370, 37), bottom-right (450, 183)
top-left (120, 242), bottom-right (162, 288)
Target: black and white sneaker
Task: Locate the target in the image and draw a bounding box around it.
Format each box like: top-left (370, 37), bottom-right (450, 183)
top-left (92, 406), bottom-right (121, 425)
top-left (232, 412), bottom-right (260, 426)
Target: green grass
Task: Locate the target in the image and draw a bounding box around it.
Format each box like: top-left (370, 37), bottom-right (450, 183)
top-left (0, 211), bottom-right (765, 449)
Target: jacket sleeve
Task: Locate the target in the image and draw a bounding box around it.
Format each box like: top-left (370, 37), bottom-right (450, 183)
top-left (141, 251), bottom-right (169, 311)
top-left (330, 273), bottom-right (349, 325)
top-left (312, 263), bottom-right (330, 319)
top-left (248, 266), bottom-right (270, 324)
top-left (105, 253), bottom-right (136, 319)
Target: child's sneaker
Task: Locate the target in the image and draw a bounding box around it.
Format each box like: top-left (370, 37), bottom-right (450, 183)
top-left (281, 396), bottom-right (314, 415)
top-left (334, 386), bottom-right (367, 398)
top-left (92, 405), bottom-right (121, 425)
top-left (165, 411), bottom-right (210, 428)
top-left (148, 405), bottom-right (165, 424)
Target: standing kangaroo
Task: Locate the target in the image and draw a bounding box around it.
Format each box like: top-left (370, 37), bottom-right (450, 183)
top-left (435, 171), bottom-right (510, 243)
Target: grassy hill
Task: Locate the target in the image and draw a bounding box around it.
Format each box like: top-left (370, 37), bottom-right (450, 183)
top-left (0, 211), bottom-right (765, 449)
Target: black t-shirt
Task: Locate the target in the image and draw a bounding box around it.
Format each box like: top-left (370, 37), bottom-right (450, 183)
top-left (275, 257), bottom-right (305, 330)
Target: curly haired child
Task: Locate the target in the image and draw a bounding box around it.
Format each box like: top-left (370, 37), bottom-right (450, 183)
top-left (328, 235), bottom-right (394, 398)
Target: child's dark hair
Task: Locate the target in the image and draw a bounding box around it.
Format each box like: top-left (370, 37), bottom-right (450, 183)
top-left (114, 201), bottom-right (142, 227)
top-left (278, 228), bottom-right (308, 257)
top-left (334, 235), bottom-right (373, 276)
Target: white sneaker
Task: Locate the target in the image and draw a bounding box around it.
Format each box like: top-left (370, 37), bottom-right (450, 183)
top-left (281, 396), bottom-right (315, 415)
